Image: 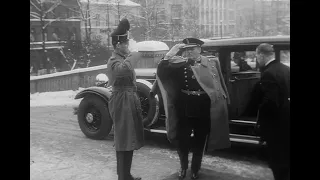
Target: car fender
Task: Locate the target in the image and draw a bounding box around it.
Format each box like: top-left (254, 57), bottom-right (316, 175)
top-left (74, 86), bottom-right (112, 102)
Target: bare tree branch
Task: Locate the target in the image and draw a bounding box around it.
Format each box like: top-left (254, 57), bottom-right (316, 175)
top-left (43, 17), bottom-right (61, 29)
top-left (30, 11), bottom-right (41, 18)
top-left (30, 0), bottom-right (42, 12)
top-left (44, 0), bottom-right (61, 15)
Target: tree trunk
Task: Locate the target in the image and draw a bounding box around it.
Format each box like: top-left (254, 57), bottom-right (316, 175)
top-left (40, 3), bottom-right (47, 73)
top-left (87, 0), bottom-right (91, 42)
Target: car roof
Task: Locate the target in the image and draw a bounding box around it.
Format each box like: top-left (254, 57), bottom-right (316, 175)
top-left (201, 36), bottom-right (290, 47)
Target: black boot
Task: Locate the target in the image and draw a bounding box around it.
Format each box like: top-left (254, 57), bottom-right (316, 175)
top-left (124, 151), bottom-right (141, 180)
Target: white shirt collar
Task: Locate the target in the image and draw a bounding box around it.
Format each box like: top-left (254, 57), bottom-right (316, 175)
top-left (265, 58), bottom-right (276, 66)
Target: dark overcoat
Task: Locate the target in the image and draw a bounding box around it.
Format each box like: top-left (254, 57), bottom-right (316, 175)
top-left (256, 60), bottom-right (290, 168)
top-left (106, 52), bottom-right (144, 151)
top-left (155, 55), bottom-right (231, 151)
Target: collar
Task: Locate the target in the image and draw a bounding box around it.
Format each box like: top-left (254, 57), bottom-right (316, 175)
top-left (112, 51), bottom-right (127, 59)
top-left (265, 58), bottom-right (276, 66)
top-left (200, 56), bottom-right (208, 67)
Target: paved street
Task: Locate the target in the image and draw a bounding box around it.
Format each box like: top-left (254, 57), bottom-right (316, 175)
top-left (30, 105), bottom-right (274, 180)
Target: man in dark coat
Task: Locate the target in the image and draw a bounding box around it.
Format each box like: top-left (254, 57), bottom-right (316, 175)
top-left (106, 19), bottom-right (143, 180)
top-left (255, 43), bottom-right (290, 180)
top-left (154, 38), bottom-right (231, 179)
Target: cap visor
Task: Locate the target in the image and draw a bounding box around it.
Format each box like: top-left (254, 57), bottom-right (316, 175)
top-left (181, 44), bottom-right (198, 49)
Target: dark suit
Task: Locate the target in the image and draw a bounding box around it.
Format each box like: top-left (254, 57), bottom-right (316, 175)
top-left (256, 60), bottom-right (290, 180)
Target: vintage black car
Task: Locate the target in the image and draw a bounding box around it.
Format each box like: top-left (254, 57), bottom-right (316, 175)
top-left (74, 36), bottom-right (290, 146)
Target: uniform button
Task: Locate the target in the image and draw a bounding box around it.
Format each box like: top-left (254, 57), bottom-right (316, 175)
top-left (184, 68), bottom-right (187, 70)
top-left (212, 66), bottom-right (215, 68)
top-left (185, 80), bottom-right (188, 82)
top-left (185, 76), bottom-right (187, 78)
top-left (186, 85), bottom-right (188, 87)
top-left (213, 74), bottom-right (216, 76)
top-left (184, 71), bottom-right (187, 74)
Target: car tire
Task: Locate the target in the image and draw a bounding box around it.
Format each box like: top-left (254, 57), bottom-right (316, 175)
top-left (136, 82), bottom-right (159, 127)
top-left (78, 94), bottom-right (113, 140)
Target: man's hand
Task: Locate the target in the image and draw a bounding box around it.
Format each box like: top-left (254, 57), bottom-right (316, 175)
top-left (164, 44), bottom-right (185, 60)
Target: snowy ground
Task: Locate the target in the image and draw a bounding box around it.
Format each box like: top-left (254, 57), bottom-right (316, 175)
top-left (30, 89), bottom-right (83, 107)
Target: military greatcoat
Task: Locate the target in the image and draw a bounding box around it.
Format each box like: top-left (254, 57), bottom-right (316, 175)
top-left (106, 52), bottom-right (144, 151)
top-left (156, 55), bottom-right (231, 151)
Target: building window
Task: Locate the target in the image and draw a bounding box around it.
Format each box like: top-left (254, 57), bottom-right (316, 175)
top-left (106, 14), bottom-right (110, 27)
top-left (229, 11), bottom-right (235, 21)
top-left (158, 8), bottom-right (166, 22)
top-left (30, 28), bottom-right (36, 42)
top-left (171, 4), bottom-right (182, 19)
top-left (52, 28), bottom-right (60, 41)
top-left (72, 8), bottom-right (78, 17)
top-left (229, 24), bottom-right (235, 34)
top-left (96, 14), bottom-right (100, 27)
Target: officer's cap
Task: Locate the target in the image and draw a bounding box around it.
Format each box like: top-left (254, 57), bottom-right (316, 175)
top-left (111, 18), bottom-right (130, 45)
top-left (181, 38), bottom-right (204, 49)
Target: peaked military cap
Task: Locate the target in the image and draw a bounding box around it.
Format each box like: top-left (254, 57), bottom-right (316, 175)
top-left (111, 18), bottom-right (130, 45)
top-left (181, 38), bottom-right (204, 48)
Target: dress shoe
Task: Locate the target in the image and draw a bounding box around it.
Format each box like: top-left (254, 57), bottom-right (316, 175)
top-left (191, 171), bottom-right (199, 179)
top-left (178, 169), bottom-right (187, 180)
top-left (127, 175), bottom-right (141, 180)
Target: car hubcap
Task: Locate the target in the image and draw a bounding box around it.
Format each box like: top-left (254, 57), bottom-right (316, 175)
top-left (86, 113), bottom-right (94, 123)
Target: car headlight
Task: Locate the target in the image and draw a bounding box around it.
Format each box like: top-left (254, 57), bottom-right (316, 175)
top-left (96, 73), bottom-right (108, 86)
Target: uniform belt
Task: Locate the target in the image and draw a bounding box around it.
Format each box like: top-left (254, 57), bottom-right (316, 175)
top-left (181, 89), bottom-right (206, 96)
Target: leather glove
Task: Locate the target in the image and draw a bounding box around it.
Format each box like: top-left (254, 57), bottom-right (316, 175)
top-left (164, 44), bottom-right (185, 60)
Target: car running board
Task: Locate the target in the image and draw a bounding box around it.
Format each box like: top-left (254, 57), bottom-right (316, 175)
top-left (145, 128), bottom-right (265, 145)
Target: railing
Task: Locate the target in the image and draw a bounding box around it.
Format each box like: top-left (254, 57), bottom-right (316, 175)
top-left (30, 65), bottom-right (108, 94)
top-left (30, 50), bottom-right (167, 94)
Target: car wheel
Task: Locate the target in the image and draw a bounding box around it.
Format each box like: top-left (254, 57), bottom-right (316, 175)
top-left (77, 95), bottom-right (113, 140)
top-left (136, 82), bottom-right (159, 127)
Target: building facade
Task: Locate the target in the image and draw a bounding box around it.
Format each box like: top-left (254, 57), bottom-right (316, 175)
top-left (235, 0), bottom-right (290, 37)
top-left (197, 0), bottom-right (237, 38)
top-left (79, 0), bottom-right (141, 46)
top-left (30, 0), bottom-right (82, 43)
top-left (30, 0), bottom-right (82, 74)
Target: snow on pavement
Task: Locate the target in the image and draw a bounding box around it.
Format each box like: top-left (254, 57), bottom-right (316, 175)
top-left (30, 89), bottom-right (84, 107)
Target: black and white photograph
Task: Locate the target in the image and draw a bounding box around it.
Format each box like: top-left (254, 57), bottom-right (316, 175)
top-left (30, 0), bottom-right (290, 179)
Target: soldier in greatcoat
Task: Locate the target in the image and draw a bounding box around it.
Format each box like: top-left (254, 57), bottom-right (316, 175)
top-left (106, 18), bottom-right (144, 180)
top-left (152, 38), bottom-right (231, 179)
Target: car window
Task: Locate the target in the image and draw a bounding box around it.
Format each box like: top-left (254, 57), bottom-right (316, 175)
top-left (231, 51), bottom-right (258, 73)
top-left (280, 50), bottom-right (290, 67)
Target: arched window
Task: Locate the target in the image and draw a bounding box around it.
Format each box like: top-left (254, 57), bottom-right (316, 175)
top-left (65, 28), bottom-right (71, 40)
top-left (71, 27), bottom-right (77, 40)
top-left (52, 28), bottom-right (60, 41)
top-left (30, 28), bottom-right (36, 42)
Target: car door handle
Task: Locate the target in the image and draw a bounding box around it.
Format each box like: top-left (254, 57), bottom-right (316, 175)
top-left (229, 79), bottom-right (236, 83)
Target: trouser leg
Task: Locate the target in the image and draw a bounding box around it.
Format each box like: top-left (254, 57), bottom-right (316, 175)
top-left (177, 126), bottom-right (192, 170)
top-left (191, 117), bottom-right (210, 173)
top-left (116, 151), bottom-right (126, 180)
top-left (271, 167), bottom-right (290, 180)
top-left (124, 151), bottom-right (134, 179)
